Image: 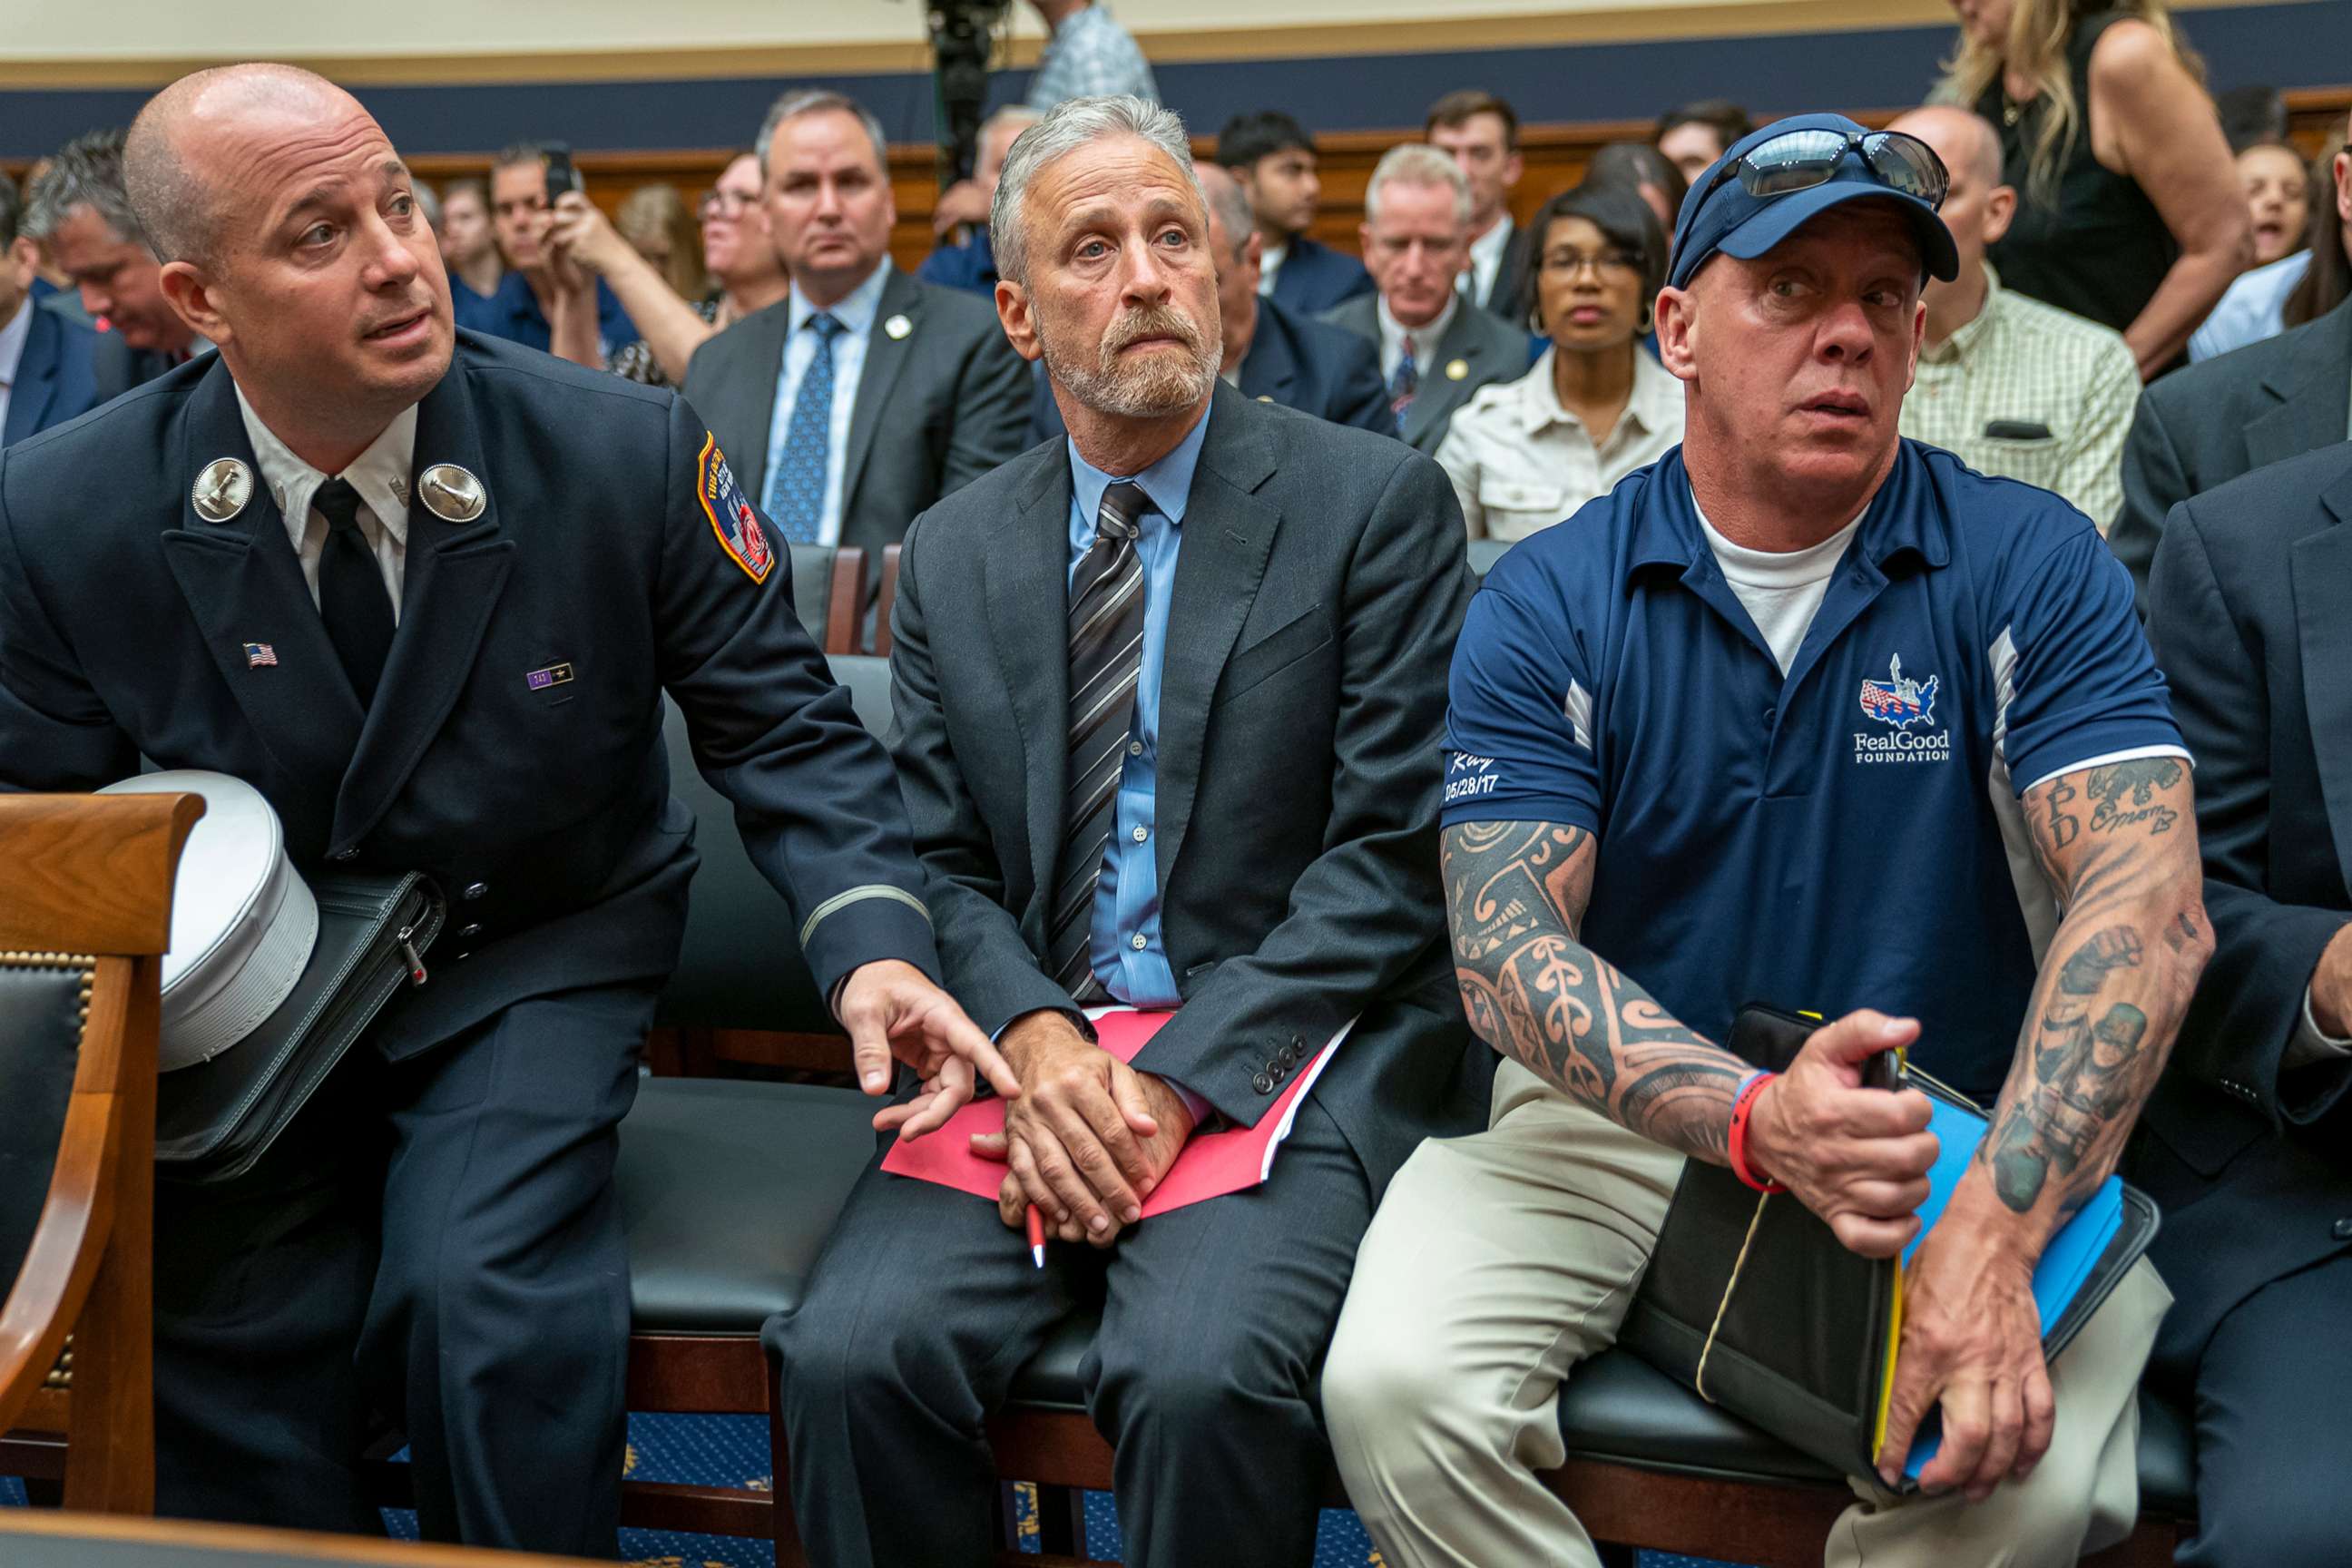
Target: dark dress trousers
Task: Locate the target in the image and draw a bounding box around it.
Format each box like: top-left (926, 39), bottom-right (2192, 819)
top-left (1029, 292), bottom-right (1394, 444)
top-left (768, 385), bottom-right (1489, 1568)
top-left (1267, 233), bottom-right (1375, 316)
top-left (0, 332), bottom-right (940, 1555)
top-left (1322, 290), bottom-right (1527, 455)
top-left (2112, 293), bottom-right (2352, 608)
top-left (3, 299), bottom-right (102, 446)
top-left (2140, 443), bottom-right (2352, 1567)
top-left (681, 265), bottom-right (1030, 570)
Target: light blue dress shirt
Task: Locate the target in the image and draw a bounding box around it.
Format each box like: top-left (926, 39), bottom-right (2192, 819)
top-left (2189, 249), bottom-right (2309, 363)
top-left (1064, 410), bottom-right (1210, 1015)
top-left (761, 261), bottom-right (893, 545)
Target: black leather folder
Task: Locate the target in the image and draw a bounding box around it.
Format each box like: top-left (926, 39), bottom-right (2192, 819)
top-left (155, 871), bottom-right (443, 1181)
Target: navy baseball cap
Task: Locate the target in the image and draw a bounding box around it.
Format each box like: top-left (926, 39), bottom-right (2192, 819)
top-left (1666, 113), bottom-right (1960, 292)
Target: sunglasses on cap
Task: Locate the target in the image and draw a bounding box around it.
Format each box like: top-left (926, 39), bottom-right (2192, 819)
top-left (1695, 128), bottom-right (1950, 212)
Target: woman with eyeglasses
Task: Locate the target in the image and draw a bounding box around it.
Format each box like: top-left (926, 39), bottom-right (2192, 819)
top-left (1938, 0), bottom-right (2249, 378)
top-left (1436, 184), bottom-right (1682, 545)
top-left (546, 151), bottom-right (790, 387)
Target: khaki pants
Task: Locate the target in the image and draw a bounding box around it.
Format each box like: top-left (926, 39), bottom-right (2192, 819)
top-left (1325, 1058), bottom-right (2172, 1568)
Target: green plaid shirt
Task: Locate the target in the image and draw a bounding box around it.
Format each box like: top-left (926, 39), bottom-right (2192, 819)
top-left (1899, 266), bottom-right (2139, 534)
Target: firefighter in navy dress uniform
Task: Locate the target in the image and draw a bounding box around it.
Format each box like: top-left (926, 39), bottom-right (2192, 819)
top-left (0, 64), bottom-right (1016, 1557)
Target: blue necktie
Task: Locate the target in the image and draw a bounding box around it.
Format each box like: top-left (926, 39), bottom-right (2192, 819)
top-left (766, 312), bottom-right (845, 544)
top-left (1388, 333), bottom-right (1419, 435)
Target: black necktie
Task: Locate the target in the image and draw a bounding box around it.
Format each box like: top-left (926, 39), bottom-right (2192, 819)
top-left (1047, 481), bottom-right (1150, 1001)
top-left (313, 478), bottom-right (395, 708)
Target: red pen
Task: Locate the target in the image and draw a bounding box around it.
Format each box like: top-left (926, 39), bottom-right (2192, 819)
top-left (1025, 1204), bottom-right (1047, 1269)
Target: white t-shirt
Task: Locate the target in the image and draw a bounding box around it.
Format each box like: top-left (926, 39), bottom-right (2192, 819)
top-left (1691, 492), bottom-right (1865, 676)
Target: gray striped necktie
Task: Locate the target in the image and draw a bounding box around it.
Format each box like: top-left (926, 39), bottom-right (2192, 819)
top-left (1047, 480), bottom-right (1150, 1002)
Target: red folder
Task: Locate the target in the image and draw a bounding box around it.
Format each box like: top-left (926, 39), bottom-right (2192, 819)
top-left (880, 1008), bottom-right (1348, 1215)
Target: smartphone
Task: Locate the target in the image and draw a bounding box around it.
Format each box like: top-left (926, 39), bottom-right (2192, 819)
top-left (543, 142), bottom-right (580, 206)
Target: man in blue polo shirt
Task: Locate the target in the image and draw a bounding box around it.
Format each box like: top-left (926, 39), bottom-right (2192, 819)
top-left (1325, 115), bottom-right (2211, 1567)
top-left (457, 142), bottom-right (635, 364)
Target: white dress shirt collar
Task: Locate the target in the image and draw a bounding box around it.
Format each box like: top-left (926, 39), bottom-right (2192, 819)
top-left (232, 380), bottom-right (417, 556)
top-left (1257, 240), bottom-right (1288, 298)
top-left (1377, 290), bottom-right (1459, 379)
top-left (789, 258), bottom-right (893, 338)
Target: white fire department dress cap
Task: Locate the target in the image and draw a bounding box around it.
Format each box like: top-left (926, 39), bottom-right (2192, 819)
top-left (96, 770), bottom-right (318, 1071)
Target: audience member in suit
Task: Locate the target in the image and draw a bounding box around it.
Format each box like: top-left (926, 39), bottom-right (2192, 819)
top-left (22, 127), bottom-right (205, 400)
top-left (1216, 110), bottom-right (1374, 315)
top-left (0, 173), bottom-right (100, 446)
top-left (1437, 184), bottom-right (1681, 544)
top-left (769, 93), bottom-right (1485, 1568)
top-left (683, 90), bottom-right (1030, 575)
top-left (1324, 144), bottom-right (1524, 454)
top-left (2141, 441), bottom-right (2352, 1568)
top-left (453, 142), bottom-right (636, 365)
top-left (1031, 162), bottom-right (1390, 443)
top-left (2111, 290), bottom-right (2352, 606)
top-left (1426, 90), bottom-right (1531, 319)
top-left (0, 64), bottom-right (1011, 1557)
top-left (920, 105), bottom-right (1043, 296)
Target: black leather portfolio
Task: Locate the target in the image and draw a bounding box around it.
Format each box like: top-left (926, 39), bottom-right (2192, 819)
top-left (155, 871), bottom-right (443, 1181)
top-left (1620, 1004), bottom-right (2159, 1489)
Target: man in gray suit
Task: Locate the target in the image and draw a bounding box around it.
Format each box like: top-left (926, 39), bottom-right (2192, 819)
top-left (766, 93), bottom-right (1486, 1568)
top-left (682, 90), bottom-right (1030, 575)
top-left (1324, 142), bottom-right (1524, 455)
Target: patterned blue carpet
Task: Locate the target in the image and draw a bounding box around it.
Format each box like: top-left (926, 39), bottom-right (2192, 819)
top-left (5, 1414), bottom-right (1744, 1566)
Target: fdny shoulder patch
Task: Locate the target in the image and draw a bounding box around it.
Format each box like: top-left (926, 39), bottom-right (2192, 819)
top-left (696, 434), bottom-right (774, 584)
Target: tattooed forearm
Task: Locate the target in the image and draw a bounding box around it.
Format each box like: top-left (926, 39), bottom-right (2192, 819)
top-left (1444, 821), bottom-right (1744, 1161)
top-left (1983, 763), bottom-right (2212, 1222)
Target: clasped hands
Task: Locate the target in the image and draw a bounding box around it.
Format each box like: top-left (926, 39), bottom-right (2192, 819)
top-left (972, 1010), bottom-right (1197, 1248)
top-left (1747, 1010), bottom-right (2055, 1502)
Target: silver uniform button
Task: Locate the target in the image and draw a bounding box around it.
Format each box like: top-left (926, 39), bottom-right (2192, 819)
top-left (461, 882), bottom-right (489, 900)
top-left (456, 923), bottom-right (483, 938)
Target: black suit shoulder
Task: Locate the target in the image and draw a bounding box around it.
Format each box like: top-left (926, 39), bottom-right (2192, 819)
top-left (2171, 439), bottom-right (2352, 570)
top-left (2145, 299), bottom-right (2346, 421)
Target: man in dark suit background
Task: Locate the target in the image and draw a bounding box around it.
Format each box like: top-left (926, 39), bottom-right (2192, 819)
top-left (1029, 161), bottom-right (1390, 442)
top-left (683, 89), bottom-right (1030, 577)
top-left (1324, 143), bottom-right (1525, 454)
top-left (1217, 109), bottom-right (1375, 316)
top-left (2141, 444), bottom-right (2352, 1567)
top-left (22, 127), bottom-right (207, 401)
top-left (2112, 292), bottom-right (2352, 605)
top-left (1426, 89), bottom-right (1532, 320)
top-left (769, 93), bottom-right (1485, 1568)
top-left (1, 173), bottom-right (100, 446)
top-left (0, 64), bottom-right (1012, 1558)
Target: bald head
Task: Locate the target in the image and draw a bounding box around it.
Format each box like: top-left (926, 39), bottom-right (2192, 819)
top-left (126, 64), bottom-right (371, 266)
top-left (1886, 105), bottom-right (2002, 192)
top-left (1192, 162), bottom-right (1254, 262)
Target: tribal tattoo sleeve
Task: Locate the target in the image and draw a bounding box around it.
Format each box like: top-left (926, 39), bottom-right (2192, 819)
top-left (1982, 760), bottom-right (2212, 1222)
top-left (1442, 820), bottom-right (1745, 1161)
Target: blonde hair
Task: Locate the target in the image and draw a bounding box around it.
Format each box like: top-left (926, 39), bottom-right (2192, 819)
top-left (1935, 0), bottom-right (2201, 207)
top-left (616, 182), bottom-right (706, 299)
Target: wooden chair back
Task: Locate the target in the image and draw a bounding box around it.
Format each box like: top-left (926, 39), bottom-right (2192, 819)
top-left (0, 791), bottom-right (204, 1514)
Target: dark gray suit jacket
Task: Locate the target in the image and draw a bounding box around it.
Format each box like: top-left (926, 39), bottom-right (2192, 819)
top-left (2112, 295), bottom-right (2352, 610)
top-left (886, 384), bottom-right (1488, 1197)
top-left (1322, 291), bottom-right (1526, 455)
top-left (2138, 442), bottom-right (2352, 1374)
top-left (681, 265), bottom-right (1030, 566)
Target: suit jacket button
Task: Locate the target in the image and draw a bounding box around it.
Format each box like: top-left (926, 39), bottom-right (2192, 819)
top-left (1269, 1063), bottom-right (1287, 1083)
top-left (1278, 1044), bottom-right (1299, 1065)
top-left (332, 848), bottom-right (358, 862)
top-left (2333, 1218), bottom-right (2352, 1241)
top-left (456, 923), bottom-right (484, 938)
top-left (1252, 1073), bottom-right (1274, 1095)
top-left (461, 882), bottom-right (489, 900)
